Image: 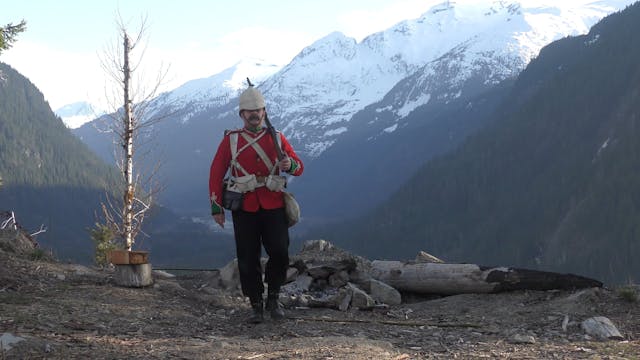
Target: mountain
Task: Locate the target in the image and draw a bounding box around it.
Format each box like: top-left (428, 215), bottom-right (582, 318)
top-left (329, 1), bottom-right (640, 285)
top-left (0, 62), bottom-right (235, 267)
top-left (54, 101), bottom-right (104, 129)
top-left (140, 58), bottom-right (282, 125)
top-left (73, 1), bottom-right (635, 227)
top-left (261, 0), bottom-right (631, 158)
top-left (73, 58), bottom-right (282, 216)
top-left (270, 0), bottom-right (636, 222)
top-left (0, 62), bottom-right (119, 261)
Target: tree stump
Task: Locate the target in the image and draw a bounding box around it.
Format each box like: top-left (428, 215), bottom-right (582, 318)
top-left (108, 250), bottom-right (153, 287)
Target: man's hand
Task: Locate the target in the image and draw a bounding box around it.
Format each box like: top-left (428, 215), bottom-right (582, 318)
top-left (213, 213), bottom-right (225, 228)
top-left (279, 157), bottom-right (291, 172)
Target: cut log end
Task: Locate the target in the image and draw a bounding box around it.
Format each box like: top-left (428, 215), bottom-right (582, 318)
top-left (113, 263), bottom-right (154, 287)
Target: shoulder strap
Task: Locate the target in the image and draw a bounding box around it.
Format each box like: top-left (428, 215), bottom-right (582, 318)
top-left (239, 132), bottom-right (274, 171)
top-left (229, 131), bottom-right (268, 177)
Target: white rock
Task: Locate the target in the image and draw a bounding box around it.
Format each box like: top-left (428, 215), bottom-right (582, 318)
top-left (511, 334), bottom-right (536, 344)
top-left (369, 278), bottom-right (402, 305)
top-left (581, 316), bottom-right (623, 340)
top-left (0, 333), bottom-right (25, 351)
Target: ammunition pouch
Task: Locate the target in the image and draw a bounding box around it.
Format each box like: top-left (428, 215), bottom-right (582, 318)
top-left (265, 175), bottom-right (287, 192)
top-left (222, 175), bottom-right (265, 211)
top-left (222, 188), bottom-right (243, 211)
top-left (228, 175), bottom-right (259, 193)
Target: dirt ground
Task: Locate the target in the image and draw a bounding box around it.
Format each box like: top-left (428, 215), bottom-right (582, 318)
top-left (1, 237), bottom-right (640, 359)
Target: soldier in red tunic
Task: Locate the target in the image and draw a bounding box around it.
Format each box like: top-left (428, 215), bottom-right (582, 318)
top-left (208, 84), bottom-right (304, 323)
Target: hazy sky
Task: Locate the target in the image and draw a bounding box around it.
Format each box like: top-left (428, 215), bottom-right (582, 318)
top-left (2, 0), bottom-right (439, 109)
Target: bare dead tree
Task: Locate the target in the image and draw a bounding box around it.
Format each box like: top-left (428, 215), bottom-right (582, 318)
top-left (97, 16), bottom-right (170, 251)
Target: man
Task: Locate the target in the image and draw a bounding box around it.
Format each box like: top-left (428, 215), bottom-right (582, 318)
top-left (209, 84), bottom-right (304, 323)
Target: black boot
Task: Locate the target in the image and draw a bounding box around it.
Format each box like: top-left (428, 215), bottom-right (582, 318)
top-left (248, 300), bottom-right (264, 324)
top-left (266, 295), bottom-right (285, 320)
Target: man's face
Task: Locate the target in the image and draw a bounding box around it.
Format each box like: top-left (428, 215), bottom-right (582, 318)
top-left (241, 108), bottom-right (265, 128)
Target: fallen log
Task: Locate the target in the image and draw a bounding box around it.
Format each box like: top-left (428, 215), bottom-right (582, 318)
top-left (371, 261), bottom-right (602, 295)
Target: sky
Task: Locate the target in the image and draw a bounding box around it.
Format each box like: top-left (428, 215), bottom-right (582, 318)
top-left (2, 0), bottom-right (442, 110)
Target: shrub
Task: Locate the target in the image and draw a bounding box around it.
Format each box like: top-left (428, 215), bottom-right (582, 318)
top-left (617, 285), bottom-right (639, 303)
top-left (90, 223), bottom-right (117, 267)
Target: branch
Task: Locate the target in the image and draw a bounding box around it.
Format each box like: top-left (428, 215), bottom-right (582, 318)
top-left (30, 224), bottom-right (47, 237)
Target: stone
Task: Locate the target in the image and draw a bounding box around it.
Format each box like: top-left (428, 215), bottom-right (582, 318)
top-left (302, 239), bottom-right (334, 252)
top-left (286, 267), bottom-right (299, 282)
top-left (152, 269), bottom-right (176, 279)
top-left (369, 278), bottom-right (402, 305)
top-left (219, 258), bottom-right (240, 289)
top-left (328, 270), bottom-right (350, 288)
top-left (510, 334), bottom-right (536, 344)
top-left (282, 275), bottom-right (313, 295)
top-left (348, 283), bottom-right (376, 310)
top-left (581, 316), bottom-right (623, 340)
top-left (0, 333), bottom-right (25, 351)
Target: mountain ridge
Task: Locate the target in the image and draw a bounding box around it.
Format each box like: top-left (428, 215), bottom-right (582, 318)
top-left (328, 1), bottom-right (640, 284)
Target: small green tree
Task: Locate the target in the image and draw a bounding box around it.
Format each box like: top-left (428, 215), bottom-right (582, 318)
top-left (90, 223), bottom-right (117, 267)
top-left (0, 20), bottom-right (26, 56)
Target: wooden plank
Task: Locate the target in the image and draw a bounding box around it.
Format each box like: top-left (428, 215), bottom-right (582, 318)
top-left (107, 250), bottom-right (148, 265)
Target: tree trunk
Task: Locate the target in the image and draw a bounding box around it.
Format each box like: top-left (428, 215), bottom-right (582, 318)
top-left (370, 260), bottom-right (602, 295)
top-left (122, 33), bottom-right (135, 250)
top-left (113, 263), bottom-right (153, 287)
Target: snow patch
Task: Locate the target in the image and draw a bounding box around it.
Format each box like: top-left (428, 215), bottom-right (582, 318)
top-left (324, 127), bottom-right (348, 136)
top-left (383, 124), bottom-right (399, 133)
top-left (397, 93), bottom-right (431, 117)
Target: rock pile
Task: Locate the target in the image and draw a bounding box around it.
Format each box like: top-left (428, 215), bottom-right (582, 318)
top-left (218, 239), bottom-right (402, 311)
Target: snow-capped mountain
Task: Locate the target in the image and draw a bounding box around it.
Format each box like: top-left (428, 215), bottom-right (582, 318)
top-left (144, 58), bottom-right (281, 124)
top-left (73, 0), bottom-right (635, 224)
top-left (259, 0), bottom-right (633, 158)
top-left (55, 101), bottom-right (104, 129)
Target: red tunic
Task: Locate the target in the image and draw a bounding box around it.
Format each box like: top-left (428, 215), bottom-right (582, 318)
top-left (209, 128), bottom-right (304, 213)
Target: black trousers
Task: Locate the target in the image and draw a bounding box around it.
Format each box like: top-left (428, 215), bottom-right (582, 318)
top-left (231, 207), bottom-right (290, 303)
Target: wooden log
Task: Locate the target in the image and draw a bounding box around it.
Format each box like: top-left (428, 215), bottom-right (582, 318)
top-left (113, 263), bottom-right (153, 287)
top-left (370, 261), bottom-right (602, 295)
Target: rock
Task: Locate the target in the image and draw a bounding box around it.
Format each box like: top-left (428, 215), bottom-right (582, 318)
top-left (302, 239), bottom-right (334, 252)
top-left (70, 264), bottom-right (93, 276)
top-left (581, 316), bottom-right (623, 340)
top-left (328, 270), bottom-right (349, 288)
top-left (0, 228), bottom-right (37, 256)
top-left (348, 268), bottom-right (372, 285)
top-left (306, 259), bottom-right (358, 279)
top-left (348, 283), bottom-right (376, 310)
top-left (152, 269), bottom-right (176, 279)
top-left (282, 275), bottom-right (313, 295)
top-left (338, 289), bottom-right (353, 311)
top-left (0, 332), bottom-right (25, 351)
top-left (369, 278), bottom-right (402, 305)
top-left (286, 267), bottom-right (299, 282)
top-left (219, 258), bottom-right (240, 289)
top-left (510, 334), bottom-right (536, 344)
top-left (308, 288), bottom-right (352, 310)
